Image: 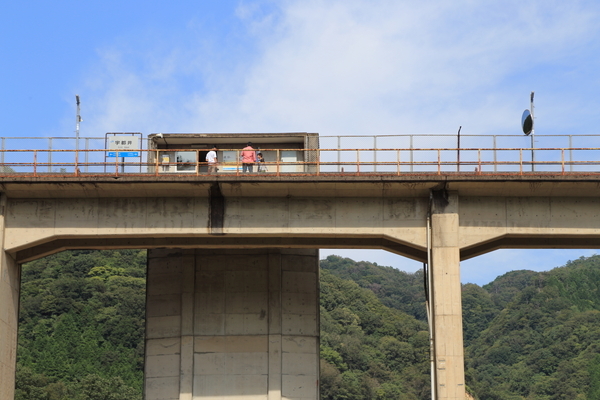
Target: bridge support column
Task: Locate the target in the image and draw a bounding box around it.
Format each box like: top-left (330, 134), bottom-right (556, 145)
top-left (0, 194), bottom-right (19, 400)
top-left (145, 248), bottom-right (319, 400)
top-left (431, 191), bottom-right (466, 399)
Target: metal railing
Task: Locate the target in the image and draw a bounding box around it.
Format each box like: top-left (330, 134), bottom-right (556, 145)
top-left (0, 146), bottom-right (599, 177)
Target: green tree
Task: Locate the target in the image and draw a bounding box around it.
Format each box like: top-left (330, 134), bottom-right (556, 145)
top-left (589, 355), bottom-right (600, 399)
top-left (16, 250), bottom-right (146, 396)
top-left (14, 366), bottom-right (48, 400)
top-left (72, 374), bottom-right (141, 400)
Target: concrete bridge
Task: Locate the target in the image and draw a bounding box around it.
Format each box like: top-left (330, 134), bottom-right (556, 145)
top-left (2, 170), bottom-right (600, 399)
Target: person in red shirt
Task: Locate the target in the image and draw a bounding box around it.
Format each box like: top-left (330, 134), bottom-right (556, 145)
top-left (241, 142), bottom-right (256, 173)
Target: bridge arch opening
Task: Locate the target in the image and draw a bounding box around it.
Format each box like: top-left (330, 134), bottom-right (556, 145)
top-left (460, 248), bottom-right (600, 399)
top-left (12, 243), bottom-right (600, 399)
top-left (13, 245), bottom-right (435, 400)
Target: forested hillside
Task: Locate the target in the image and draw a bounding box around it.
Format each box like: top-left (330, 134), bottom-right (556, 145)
top-left (322, 254), bottom-right (600, 399)
top-left (319, 256), bottom-right (427, 321)
top-left (319, 269), bottom-right (431, 399)
top-left (465, 256), bottom-right (600, 399)
top-left (15, 250), bottom-right (146, 400)
top-left (14, 250), bottom-right (600, 399)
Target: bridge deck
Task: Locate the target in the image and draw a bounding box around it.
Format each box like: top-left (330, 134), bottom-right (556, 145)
top-left (1, 172), bottom-right (600, 199)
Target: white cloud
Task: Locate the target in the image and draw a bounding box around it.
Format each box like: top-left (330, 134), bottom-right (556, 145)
top-left (80, 0), bottom-right (600, 139)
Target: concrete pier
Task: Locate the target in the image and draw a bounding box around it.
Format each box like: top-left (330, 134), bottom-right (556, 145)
top-left (145, 248), bottom-right (319, 400)
top-left (430, 191), bottom-right (465, 398)
top-left (0, 238), bottom-right (19, 400)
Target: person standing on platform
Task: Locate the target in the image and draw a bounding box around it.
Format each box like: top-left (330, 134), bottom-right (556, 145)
top-left (206, 145), bottom-right (218, 174)
top-left (241, 142), bottom-right (256, 173)
top-left (256, 152), bottom-right (266, 173)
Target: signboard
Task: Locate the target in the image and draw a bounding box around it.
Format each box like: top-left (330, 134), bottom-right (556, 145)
top-left (107, 137), bottom-right (140, 157)
top-left (107, 151), bottom-right (139, 157)
top-left (220, 151), bottom-right (241, 173)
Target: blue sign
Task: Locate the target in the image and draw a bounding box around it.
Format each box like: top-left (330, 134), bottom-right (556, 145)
top-left (107, 151), bottom-right (140, 157)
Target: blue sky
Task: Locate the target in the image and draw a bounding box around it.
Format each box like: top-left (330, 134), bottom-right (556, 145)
top-left (3, 0), bottom-right (600, 285)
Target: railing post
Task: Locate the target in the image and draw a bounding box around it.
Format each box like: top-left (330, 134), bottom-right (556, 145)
top-left (33, 150), bottom-right (37, 177)
top-left (569, 135), bottom-right (573, 172)
top-left (437, 149), bottom-right (441, 175)
top-left (75, 143), bottom-right (79, 174)
top-left (155, 150), bottom-right (160, 176)
top-left (373, 136), bottom-right (377, 173)
top-left (316, 149), bottom-right (320, 176)
top-left (48, 138), bottom-right (53, 173)
top-left (85, 138), bottom-right (90, 173)
top-left (519, 149), bottom-right (523, 175)
top-left (493, 135), bottom-right (497, 173)
top-left (410, 135), bottom-right (414, 172)
top-left (561, 149), bottom-right (565, 175)
top-left (337, 136), bottom-right (341, 172)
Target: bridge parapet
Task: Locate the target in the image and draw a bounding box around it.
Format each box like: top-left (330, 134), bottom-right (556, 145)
top-left (2, 133), bottom-right (600, 177)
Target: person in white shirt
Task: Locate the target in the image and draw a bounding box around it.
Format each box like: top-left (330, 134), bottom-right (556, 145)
top-left (206, 146), bottom-right (218, 174)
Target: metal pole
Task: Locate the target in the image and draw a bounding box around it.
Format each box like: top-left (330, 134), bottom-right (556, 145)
top-left (75, 95), bottom-right (81, 168)
top-left (85, 138), bottom-right (89, 173)
top-left (48, 138), bottom-right (53, 172)
top-left (374, 136), bottom-right (377, 172)
top-left (337, 136), bottom-right (341, 172)
top-left (425, 202), bottom-right (436, 400)
top-left (530, 91), bottom-right (535, 172)
top-left (457, 126), bottom-right (461, 172)
top-left (410, 135), bottom-right (414, 172)
top-left (139, 135), bottom-right (143, 173)
top-left (493, 135), bottom-right (497, 173)
top-left (569, 135), bottom-right (573, 172)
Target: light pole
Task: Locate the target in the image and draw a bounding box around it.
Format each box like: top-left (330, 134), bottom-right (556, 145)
top-left (457, 126), bottom-right (462, 172)
top-left (75, 95), bottom-right (82, 166)
top-left (521, 91), bottom-right (535, 171)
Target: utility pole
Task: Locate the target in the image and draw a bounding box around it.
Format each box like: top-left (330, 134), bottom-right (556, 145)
top-left (75, 95), bottom-right (82, 166)
top-left (530, 91), bottom-right (535, 171)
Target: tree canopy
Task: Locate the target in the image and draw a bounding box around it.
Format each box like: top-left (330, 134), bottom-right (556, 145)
top-left (15, 250), bottom-right (600, 399)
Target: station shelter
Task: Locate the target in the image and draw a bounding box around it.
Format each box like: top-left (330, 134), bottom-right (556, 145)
top-left (147, 133), bottom-right (319, 174)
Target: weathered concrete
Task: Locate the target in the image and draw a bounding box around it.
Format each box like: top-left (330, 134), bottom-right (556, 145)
top-left (145, 248), bottom-right (319, 400)
top-left (0, 194), bottom-right (19, 400)
top-left (5, 195), bottom-right (428, 263)
top-left (430, 191), bottom-right (465, 398)
top-left (3, 177), bottom-right (600, 399)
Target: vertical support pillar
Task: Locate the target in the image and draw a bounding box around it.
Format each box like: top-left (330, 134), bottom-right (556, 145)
top-left (0, 194), bottom-right (19, 400)
top-left (145, 249), bottom-right (189, 400)
top-left (430, 190), bottom-right (465, 399)
top-left (281, 249), bottom-right (319, 400)
top-left (180, 252), bottom-right (196, 400)
top-left (145, 248), bottom-right (319, 400)
top-left (268, 251), bottom-right (283, 400)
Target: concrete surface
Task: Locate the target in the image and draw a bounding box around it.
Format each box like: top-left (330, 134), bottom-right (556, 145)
top-left (3, 176), bottom-right (600, 399)
top-left (145, 248), bottom-right (319, 400)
